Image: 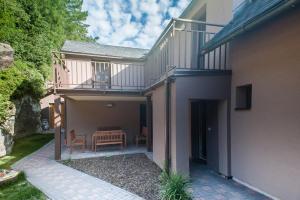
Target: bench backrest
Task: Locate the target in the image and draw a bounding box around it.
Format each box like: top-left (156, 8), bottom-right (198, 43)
top-left (94, 130), bottom-right (123, 142)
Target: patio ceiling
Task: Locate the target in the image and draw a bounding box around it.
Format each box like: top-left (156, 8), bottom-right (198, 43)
top-left (66, 95), bottom-right (146, 102)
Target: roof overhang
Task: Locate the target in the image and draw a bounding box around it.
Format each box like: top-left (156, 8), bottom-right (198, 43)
top-left (204, 0), bottom-right (299, 52)
top-left (66, 95), bottom-right (146, 102)
top-left (60, 51), bottom-right (146, 61)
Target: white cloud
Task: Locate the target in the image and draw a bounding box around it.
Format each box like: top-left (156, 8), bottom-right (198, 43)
top-left (83, 0), bottom-right (191, 49)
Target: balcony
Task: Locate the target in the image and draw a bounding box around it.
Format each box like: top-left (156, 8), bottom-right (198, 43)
top-left (52, 18), bottom-right (230, 93)
top-left (53, 59), bottom-right (145, 93)
top-left (145, 18), bottom-right (230, 86)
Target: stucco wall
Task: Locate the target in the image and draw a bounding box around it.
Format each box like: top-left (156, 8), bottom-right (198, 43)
top-left (181, 0), bottom-right (233, 23)
top-left (174, 75), bottom-right (231, 175)
top-left (65, 99), bottom-right (141, 147)
top-left (230, 7), bottom-right (300, 200)
top-left (151, 85), bottom-right (166, 168)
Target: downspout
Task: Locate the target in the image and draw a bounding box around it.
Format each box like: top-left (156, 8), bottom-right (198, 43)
top-left (164, 20), bottom-right (177, 174)
top-left (164, 77), bottom-right (171, 174)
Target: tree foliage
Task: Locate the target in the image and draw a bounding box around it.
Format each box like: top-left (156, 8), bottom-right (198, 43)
top-left (0, 0), bottom-right (92, 124)
top-left (0, 0), bottom-right (92, 74)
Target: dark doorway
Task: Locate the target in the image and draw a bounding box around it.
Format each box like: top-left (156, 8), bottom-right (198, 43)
top-left (191, 100), bottom-right (219, 172)
top-left (191, 101), bottom-right (207, 162)
top-left (140, 104), bottom-right (147, 131)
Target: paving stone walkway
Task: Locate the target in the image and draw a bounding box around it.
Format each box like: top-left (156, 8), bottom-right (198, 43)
top-left (12, 140), bottom-right (144, 200)
top-left (191, 164), bottom-right (271, 200)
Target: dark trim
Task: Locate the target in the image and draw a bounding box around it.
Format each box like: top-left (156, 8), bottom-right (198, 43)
top-left (174, 69), bottom-right (232, 77)
top-left (56, 89), bottom-right (144, 97)
top-left (146, 96), bottom-right (153, 152)
top-left (54, 97), bottom-right (61, 160)
top-left (235, 107), bottom-right (251, 111)
top-left (226, 98), bottom-right (232, 177)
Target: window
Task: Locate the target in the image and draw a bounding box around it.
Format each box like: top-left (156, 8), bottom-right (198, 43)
top-left (235, 84), bottom-right (252, 110)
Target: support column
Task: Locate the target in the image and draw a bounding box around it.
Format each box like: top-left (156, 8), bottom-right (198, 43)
top-left (146, 96), bottom-right (153, 152)
top-left (54, 96), bottom-right (61, 160)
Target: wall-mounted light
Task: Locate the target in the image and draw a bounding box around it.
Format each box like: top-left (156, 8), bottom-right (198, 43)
top-left (105, 103), bottom-right (114, 108)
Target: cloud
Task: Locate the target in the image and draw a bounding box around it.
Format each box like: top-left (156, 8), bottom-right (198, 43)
top-left (83, 0), bottom-right (191, 49)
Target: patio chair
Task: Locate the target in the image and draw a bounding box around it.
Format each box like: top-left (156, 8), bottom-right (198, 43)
top-left (135, 127), bottom-right (147, 146)
top-left (69, 130), bottom-right (86, 153)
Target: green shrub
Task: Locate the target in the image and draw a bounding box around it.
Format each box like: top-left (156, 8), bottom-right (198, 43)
top-left (159, 170), bottom-right (191, 200)
top-left (0, 60), bottom-right (45, 124)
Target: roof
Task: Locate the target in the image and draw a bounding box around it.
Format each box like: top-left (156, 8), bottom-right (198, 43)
top-left (205, 0), bottom-right (296, 51)
top-left (61, 40), bottom-right (149, 60)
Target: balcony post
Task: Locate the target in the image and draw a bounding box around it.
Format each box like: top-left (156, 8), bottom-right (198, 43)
top-left (146, 96), bottom-right (153, 152)
top-left (54, 96), bottom-right (61, 160)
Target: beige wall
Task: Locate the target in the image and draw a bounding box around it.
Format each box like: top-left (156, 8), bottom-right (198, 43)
top-left (230, 7), bottom-right (300, 200)
top-left (65, 99), bottom-right (142, 147)
top-left (174, 75), bottom-right (231, 175)
top-left (181, 0), bottom-right (233, 23)
top-left (150, 75), bottom-right (231, 174)
top-left (151, 85), bottom-right (166, 168)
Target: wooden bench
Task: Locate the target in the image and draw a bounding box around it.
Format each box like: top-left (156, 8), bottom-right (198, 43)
top-left (92, 130), bottom-right (126, 151)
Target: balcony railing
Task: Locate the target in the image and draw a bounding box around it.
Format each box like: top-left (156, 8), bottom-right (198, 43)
top-left (53, 58), bottom-right (145, 92)
top-left (145, 18), bottom-right (229, 86)
top-left (53, 18), bottom-right (231, 92)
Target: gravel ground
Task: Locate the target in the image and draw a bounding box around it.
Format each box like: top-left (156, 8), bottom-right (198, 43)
top-left (61, 154), bottom-right (161, 200)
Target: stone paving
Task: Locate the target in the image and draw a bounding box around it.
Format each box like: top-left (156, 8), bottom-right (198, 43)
top-left (12, 140), bottom-right (144, 200)
top-left (61, 145), bottom-right (153, 161)
top-left (190, 164), bottom-right (271, 200)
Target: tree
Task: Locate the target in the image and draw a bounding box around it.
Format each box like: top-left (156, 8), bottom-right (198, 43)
top-left (0, 0), bottom-right (92, 125)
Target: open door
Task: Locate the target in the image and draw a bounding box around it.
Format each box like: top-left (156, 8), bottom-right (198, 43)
top-left (206, 101), bottom-right (219, 172)
top-left (191, 100), bottom-right (219, 172)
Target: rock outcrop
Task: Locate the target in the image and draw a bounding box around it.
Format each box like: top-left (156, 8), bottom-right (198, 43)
top-left (14, 96), bottom-right (42, 138)
top-left (0, 43), bottom-right (42, 157)
top-left (0, 43), bottom-right (14, 157)
top-left (0, 107), bottom-right (15, 157)
top-left (0, 43), bottom-right (13, 70)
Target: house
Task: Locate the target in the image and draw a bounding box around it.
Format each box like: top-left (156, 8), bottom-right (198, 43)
top-left (51, 0), bottom-right (300, 200)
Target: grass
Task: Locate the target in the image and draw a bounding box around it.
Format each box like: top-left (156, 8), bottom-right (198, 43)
top-left (0, 172), bottom-right (46, 200)
top-left (0, 133), bottom-right (54, 200)
top-left (0, 134), bottom-right (53, 169)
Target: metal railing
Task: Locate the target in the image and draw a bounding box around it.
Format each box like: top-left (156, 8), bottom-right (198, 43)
top-left (53, 18), bottom-right (231, 92)
top-left (145, 18), bottom-right (230, 86)
top-left (53, 59), bottom-right (145, 91)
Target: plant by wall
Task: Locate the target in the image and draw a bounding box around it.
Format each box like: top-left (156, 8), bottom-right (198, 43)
top-left (159, 169), bottom-right (192, 200)
top-left (0, 60), bottom-right (44, 124)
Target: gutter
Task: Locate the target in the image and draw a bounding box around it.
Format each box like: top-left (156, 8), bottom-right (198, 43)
top-left (204, 0), bottom-right (299, 52)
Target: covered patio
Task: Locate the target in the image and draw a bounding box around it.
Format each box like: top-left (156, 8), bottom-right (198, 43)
top-left (53, 92), bottom-right (153, 160)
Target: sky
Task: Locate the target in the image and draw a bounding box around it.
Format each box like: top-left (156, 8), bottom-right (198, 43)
top-left (82, 0), bottom-right (191, 49)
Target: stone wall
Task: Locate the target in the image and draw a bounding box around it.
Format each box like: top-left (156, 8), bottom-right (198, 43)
top-left (0, 43), bottom-right (13, 70)
top-left (0, 43), bottom-right (14, 156)
top-left (0, 43), bottom-right (42, 156)
top-left (14, 96), bottom-right (41, 138)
